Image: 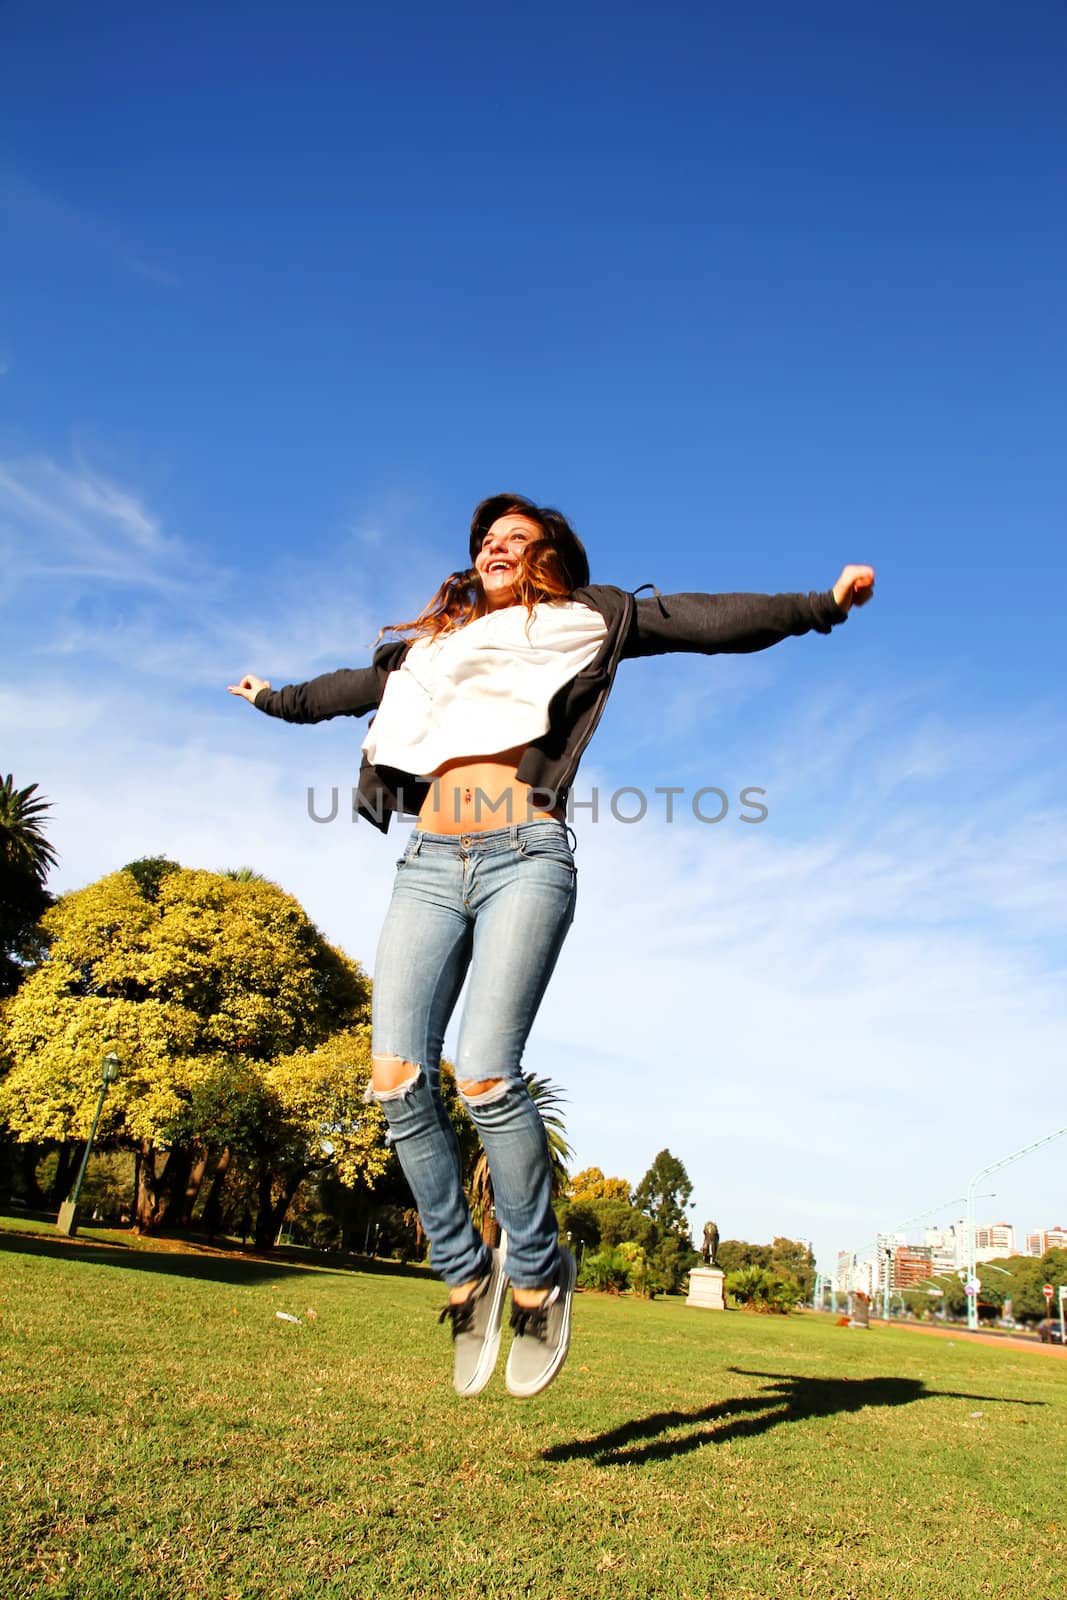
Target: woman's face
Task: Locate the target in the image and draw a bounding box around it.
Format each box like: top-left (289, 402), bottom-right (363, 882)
top-left (474, 513), bottom-right (542, 610)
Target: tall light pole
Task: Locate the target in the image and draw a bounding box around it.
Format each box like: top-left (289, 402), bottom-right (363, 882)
top-left (965, 1124), bottom-right (1067, 1332)
top-left (57, 1051), bottom-right (121, 1238)
top-left (863, 1191), bottom-right (975, 1323)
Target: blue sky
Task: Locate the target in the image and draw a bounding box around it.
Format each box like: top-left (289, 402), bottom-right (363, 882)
top-left (3, 2), bottom-right (1065, 1270)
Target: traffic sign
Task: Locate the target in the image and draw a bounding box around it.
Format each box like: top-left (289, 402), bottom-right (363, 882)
top-left (966, 1278), bottom-right (981, 1296)
top-left (1044, 1284), bottom-right (1054, 1300)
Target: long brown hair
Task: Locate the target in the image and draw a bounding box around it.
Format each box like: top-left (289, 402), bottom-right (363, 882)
top-left (381, 494), bottom-right (591, 643)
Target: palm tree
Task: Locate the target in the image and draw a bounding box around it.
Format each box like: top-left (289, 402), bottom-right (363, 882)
top-left (466, 1072), bottom-right (574, 1247)
top-left (0, 774), bottom-right (58, 883)
top-left (0, 774), bottom-right (58, 996)
top-left (525, 1072), bottom-right (573, 1198)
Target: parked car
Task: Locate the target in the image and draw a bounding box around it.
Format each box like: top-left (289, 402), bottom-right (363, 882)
top-left (1037, 1319), bottom-right (1064, 1344)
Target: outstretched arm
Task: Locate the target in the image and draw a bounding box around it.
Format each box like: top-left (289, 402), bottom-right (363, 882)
top-left (626, 567), bottom-right (874, 660)
top-left (226, 640), bottom-right (410, 724)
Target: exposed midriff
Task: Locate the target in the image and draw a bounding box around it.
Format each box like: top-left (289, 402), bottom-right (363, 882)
top-left (416, 745), bottom-right (563, 834)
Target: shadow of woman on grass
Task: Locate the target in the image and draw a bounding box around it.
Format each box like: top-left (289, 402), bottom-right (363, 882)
top-left (542, 1368), bottom-right (1044, 1468)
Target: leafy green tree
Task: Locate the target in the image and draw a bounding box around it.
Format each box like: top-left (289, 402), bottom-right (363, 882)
top-left (582, 1196), bottom-right (658, 1250)
top-left (634, 1148), bottom-right (694, 1245)
top-left (648, 1234), bottom-right (696, 1296)
top-left (770, 1237), bottom-right (817, 1300)
top-left (617, 1240), bottom-right (652, 1296)
top-left (1043, 1248), bottom-right (1067, 1291)
top-left (122, 855), bottom-right (181, 903)
top-left (557, 1200), bottom-right (601, 1251)
top-left (184, 1029), bottom-right (389, 1250)
top-left (716, 1239), bottom-right (772, 1275)
top-left (0, 865), bottom-right (374, 1236)
top-left (568, 1166), bottom-right (632, 1204)
top-left (974, 1248), bottom-right (1067, 1324)
top-left (937, 1274), bottom-right (967, 1319)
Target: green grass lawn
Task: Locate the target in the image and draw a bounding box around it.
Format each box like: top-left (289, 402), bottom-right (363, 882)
top-left (2, 1218), bottom-right (1064, 1600)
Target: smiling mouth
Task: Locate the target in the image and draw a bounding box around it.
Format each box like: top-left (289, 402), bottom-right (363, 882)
top-left (485, 562), bottom-right (514, 575)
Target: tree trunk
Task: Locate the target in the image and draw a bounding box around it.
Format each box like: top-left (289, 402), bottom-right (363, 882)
top-left (254, 1167), bottom-right (309, 1251)
top-left (48, 1141), bottom-right (75, 1204)
top-left (181, 1143), bottom-right (210, 1226)
top-left (133, 1140), bottom-right (170, 1233)
top-left (199, 1147), bottom-right (232, 1240)
top-left (12, 1139), bottom-right (51, 1205)
top-left (158, 1144), bottom-right (195, 1228)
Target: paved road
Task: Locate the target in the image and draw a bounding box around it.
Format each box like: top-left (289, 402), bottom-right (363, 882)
top-left (875, 1319), bottom-right (1067, 1358)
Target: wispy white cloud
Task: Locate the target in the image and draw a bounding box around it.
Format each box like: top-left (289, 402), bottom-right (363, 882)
top-left (0, 168), bottom-right (180, 288)
top-left (0, 456), bottom-right (185, 593)
top-left (1, 456), bottom-right (419, 689)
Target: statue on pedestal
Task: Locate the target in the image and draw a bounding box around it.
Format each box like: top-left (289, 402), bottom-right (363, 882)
top-left (688, 1222), bottom-right (726, 1310)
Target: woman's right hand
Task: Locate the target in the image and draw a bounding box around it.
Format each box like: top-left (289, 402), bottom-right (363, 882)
top-left (227, 674), bottom-right (270, 704)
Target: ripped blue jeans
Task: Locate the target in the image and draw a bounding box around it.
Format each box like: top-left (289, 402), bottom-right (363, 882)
top-left (369, 820), bottom-right (576, 1289)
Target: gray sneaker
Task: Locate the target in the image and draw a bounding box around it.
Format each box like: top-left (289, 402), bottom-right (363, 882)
top-left (437, 1249), bottom-right (508, 1397)
top-left (505, 1246), bottom-right (576, 1398)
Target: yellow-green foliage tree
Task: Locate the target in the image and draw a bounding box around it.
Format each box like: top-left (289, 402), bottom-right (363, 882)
top-left (0, 865), bottom-right (383, 1239)
top-left (567, 1166), bottom-right (632, 1204)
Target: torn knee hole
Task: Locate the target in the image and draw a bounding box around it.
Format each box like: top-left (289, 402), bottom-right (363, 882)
top-left (458, 1076), bottom-right (509, 1106)
top-left (458, 1076), bottom-right (502, 1096)
top-left (371, 1054), bottom-right (421, 1095)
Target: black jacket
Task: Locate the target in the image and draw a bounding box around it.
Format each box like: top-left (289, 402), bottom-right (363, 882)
top-left (254, 584), bottom-right (848, 831)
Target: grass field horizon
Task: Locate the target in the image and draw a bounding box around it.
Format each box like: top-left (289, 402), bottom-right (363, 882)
top-left (3, 1217), bottom-right (1064, 1599)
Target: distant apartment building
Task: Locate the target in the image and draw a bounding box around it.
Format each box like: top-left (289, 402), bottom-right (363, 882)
top-left (854, 1257), bottom-right (876, 1298)
top-left (835, 1251), bottom-right (854, 1294)
top-left (974, 1222), bottom-right (1016, 1261)
top-left (1025, 1227), bottom-right (1067, 1257)
top-left (924, 1225), bottom-right (963, 1273)
top-left (835, 1252), bottom-right (877, 1298)
top-left (875, 1232), bottom-right (909, 1290)
top-left (892, 1245), bottom-right (934, 1291)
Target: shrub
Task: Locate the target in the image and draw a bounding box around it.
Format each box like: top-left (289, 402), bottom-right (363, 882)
top-left (725, 1265), bottom-right (801, 1314)
top-left (579, 1245), bottom-right (632, 1293)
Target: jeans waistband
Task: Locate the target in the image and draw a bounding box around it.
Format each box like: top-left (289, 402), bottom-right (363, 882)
top-left (408, 819), bottom-right (572, 856)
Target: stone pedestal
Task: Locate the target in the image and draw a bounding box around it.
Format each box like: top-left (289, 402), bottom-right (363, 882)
top-left (56, 1200), bottom-right (79, 1237)
top-left (686, 1266), bottom-right (726, 1310)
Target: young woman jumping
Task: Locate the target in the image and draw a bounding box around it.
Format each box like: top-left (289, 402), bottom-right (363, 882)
top-left (229, 493), bottom-right (874, 1398)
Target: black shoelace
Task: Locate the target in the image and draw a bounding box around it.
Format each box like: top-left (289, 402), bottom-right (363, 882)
top-left (438, 1298), bottom-right (476, 1337)
top-left (438, 1272), bottom-right (491, 1338)
top-left (510, 1301), bottom-right (550, 1341)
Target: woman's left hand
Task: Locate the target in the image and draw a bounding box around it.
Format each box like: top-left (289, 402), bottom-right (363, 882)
top-left (832, 565), bottom-right (875, 612)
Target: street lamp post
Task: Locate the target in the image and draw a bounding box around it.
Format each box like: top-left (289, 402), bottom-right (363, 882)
top-left (57, 1051), bottom-right (120, 1237)
top-left (865, 1191), bottom-right (976, 1325)
top-left (881, 1246), bottom-right (893, 1323)
top-left (965, 1124), bottom-right (1067, 1332)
